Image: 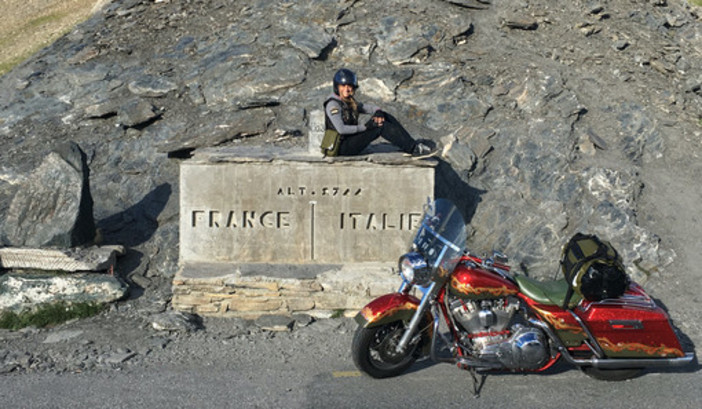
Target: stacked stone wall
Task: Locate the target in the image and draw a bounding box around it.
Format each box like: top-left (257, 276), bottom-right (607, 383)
top-left (172, 263), bottom-right (398, 318)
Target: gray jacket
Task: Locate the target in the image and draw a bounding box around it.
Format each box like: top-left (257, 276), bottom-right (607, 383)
top-left (324, 93), bottom-right (380, 135)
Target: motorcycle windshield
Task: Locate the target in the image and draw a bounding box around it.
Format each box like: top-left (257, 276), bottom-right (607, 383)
top-left (412, 199), bottom-right (467, 279)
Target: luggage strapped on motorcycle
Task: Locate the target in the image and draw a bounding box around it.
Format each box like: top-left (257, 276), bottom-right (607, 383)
top-left (560, 232), bottom-right (629, 309)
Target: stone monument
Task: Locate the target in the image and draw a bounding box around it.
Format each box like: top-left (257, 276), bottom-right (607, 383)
top-left (174, 131), bottom-right (437, 317)
top-left (179, 148), bottom-right (436, 264)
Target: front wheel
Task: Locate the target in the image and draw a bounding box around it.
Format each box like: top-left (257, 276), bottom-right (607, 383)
top-left (352, 321), bottom-right (419, 378)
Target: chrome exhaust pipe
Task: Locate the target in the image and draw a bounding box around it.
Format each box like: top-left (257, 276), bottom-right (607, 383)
top-left (586, 353), bottom-right (695, 369)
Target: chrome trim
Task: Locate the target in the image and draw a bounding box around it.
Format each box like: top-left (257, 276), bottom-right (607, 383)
top-left (396, 281), bottom-right (436, 353)
top-left (579, 294), bottom-right (657, 312)
top-left (568, 310), bottom-right (605, 358)
top-left (492, 250), bottom-right (509, 264)
top-left (456, 356), bottom-right (503, 370)
top-left (529, 318), bottom-right (568, 358)
top-left (430, 307), bottom-right (457, 364)
top-left (399, 252), bottom-right (431, 285)
top-left (588, 353), bottom-right (695, 369)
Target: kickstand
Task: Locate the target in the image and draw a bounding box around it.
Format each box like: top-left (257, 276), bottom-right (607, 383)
top-left (468, 368), bottom-right (487, 398)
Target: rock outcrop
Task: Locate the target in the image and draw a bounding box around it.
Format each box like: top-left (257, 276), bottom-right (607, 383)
top-left (2, 142), bottom-right (95, 248)
top-left (0, 0), bottom-right (699, 296)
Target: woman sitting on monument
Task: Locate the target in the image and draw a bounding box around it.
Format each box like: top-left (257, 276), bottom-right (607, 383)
top-left (320, 68), bottom-right (432, 157)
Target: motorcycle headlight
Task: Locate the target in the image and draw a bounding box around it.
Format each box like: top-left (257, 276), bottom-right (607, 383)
top-left (399, 252), bottom-right (431, 285)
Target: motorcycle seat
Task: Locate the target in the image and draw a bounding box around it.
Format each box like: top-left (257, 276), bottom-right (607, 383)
top-left (514, 275), bottom-right (582, 308)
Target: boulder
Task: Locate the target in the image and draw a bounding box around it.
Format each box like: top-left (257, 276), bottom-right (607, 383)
top-left (0, 273), bottom-right (127, 314)
top-left (1, 142), bottom-right (96, 248)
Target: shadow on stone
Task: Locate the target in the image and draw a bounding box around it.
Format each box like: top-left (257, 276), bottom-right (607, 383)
top-left (434, 158), bottom-right (485, 225)
top-left (98, 183), bottom-right (172, 247)
top-left (115, 248), bottom-right (147, 299)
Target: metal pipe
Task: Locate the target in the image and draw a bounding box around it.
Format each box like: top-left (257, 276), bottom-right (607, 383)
top-left (568, 310), bottom-right (604, 358)
top-left (587, 353), bottom-right (695, 369)
top-left (396, 282), bottom-right (436, 352)
top-left (429, 310), bottom-right (456, 364)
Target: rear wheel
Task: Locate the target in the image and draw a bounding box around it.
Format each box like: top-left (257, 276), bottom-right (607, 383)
top-left (581, 366), bottom-right (643, 381)
top-left (351, 321), bottom-right (419, 378)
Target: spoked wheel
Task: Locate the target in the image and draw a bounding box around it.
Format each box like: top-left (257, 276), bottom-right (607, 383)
top-left (352, 321), bottom-right (420, 378)
top-left (581, 366), bottom-right (643, 381)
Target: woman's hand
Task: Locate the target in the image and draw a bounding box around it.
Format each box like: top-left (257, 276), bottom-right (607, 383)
top-left (372, 110), bottom-right (386, 126)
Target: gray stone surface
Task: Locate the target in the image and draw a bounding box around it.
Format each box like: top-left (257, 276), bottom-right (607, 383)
top-left (0, 0), bottom-right (699, 320)
top-left (1, 141), bottom-right (95, 248)
top-left (179, 148), bottom-right (436, 264)
top-left (307, 110), bottom-right (325, 156)
top-left (0, 273), bottom-right (127, 313)
top-left (0, 4), bottom-right (699, 403)
top-left (149, 310), bottom-right (202, 332)
top-left (0, 246), bottom-right (124, 272)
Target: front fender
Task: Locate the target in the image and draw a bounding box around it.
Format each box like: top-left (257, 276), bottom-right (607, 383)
top-left (354, 293), bottom-right (423, 328)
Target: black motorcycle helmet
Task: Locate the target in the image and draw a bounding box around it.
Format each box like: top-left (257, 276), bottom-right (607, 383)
top-left (333, 68), bottom-right (358, 95)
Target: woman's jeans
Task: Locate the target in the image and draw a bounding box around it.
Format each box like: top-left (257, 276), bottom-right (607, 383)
top-left (338, 113), bottom-right (416, 156)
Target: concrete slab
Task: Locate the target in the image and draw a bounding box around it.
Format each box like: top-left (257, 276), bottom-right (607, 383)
top-left (179, 147), bottom-right (436, 264)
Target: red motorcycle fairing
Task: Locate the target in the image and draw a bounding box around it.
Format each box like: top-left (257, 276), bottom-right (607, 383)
top-left (449, 262), bottom-right (519, 300)
top-left (355, 293), bottom-right (423, 328)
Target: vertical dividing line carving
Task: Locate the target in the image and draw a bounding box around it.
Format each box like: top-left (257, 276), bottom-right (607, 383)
top-left (310, 201), bottom-right (317, 260)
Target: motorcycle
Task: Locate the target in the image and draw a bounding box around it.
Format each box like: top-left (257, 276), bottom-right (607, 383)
top-left (351, 199), bottom-right (694, 392)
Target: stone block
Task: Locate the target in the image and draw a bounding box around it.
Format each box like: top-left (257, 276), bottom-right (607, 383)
top-left (313, 293), bottom-right (372, 310)
top-left (285, 297), bottom-right (316, 311)
top-left (224, 278), bottom-right (280, 292)
top-left (0, 273), bottom-right (127, 313)
top-left (171, 293), bottom-right (212, 306)
top-left (279, 278), bottom-right (324, 292)
top-left (307, 109), bottom-right (325, 157)
top-left (221, 288), bottom-right (279, 298)
top-left (0, 246), bottom-right (123, 272)
top-left (179, 148), bottom-right (435, 264)
top-left (194, 304), bottom-right (222, 314)
top-left (224, 297), bottom-right (284, 312)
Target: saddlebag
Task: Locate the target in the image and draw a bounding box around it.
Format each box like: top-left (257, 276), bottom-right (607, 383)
top-left (560, 233), bottom-right (629, 308)
top-left (575, 284), bottom-right (685, 358)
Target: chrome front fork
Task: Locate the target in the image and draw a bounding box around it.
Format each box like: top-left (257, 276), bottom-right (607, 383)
top-left (395, 281), bottom-right (436, 353)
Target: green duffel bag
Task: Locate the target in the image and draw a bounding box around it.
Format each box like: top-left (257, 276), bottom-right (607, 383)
top-left (320, 129), bottom-right (341, 157)
top-left (560, 233), bottom-right (629, 308)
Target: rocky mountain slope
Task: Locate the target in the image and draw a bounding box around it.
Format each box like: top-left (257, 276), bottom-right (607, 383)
top-left (0, 0), bottom-right (700, 331)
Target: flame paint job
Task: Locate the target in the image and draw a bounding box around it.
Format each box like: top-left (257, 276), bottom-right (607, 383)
top-left (597, 337), bottom-right (684, 358)
top-left (527, 301), bottom-right (587, 347)
top-left (356, 293), bottom-right (421, 327)
top-left (449, 264), bottom-right (519, 299)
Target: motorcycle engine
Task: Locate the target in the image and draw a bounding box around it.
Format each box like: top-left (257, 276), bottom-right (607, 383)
top-left (449, 296), bottom-right (549, 369)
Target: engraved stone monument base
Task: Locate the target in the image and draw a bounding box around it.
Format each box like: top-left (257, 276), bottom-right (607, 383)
top-left (175, 146), bottom-right (436, 316)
